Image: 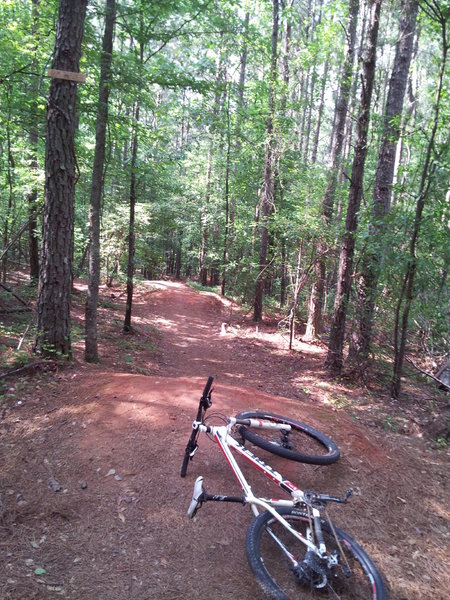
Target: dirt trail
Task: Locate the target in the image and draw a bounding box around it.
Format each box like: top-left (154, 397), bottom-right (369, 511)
top-left (0, 281), bottom-right (448, 599)
top-left (138, 280), bottom-right (326, 399)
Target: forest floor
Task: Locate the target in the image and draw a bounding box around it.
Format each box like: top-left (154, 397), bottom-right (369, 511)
top-left (0, 278), bottom-right (448, 599)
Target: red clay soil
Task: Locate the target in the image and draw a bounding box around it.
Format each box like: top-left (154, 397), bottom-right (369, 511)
top-left (0, 280), bottom-right (448, 599)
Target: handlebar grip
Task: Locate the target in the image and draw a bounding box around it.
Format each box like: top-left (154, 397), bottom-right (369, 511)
top-left (201, 375), bottom-right (214, 399)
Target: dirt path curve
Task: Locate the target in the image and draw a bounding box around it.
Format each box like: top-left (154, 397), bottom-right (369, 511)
top-left (1, 280), bottom-right (448, 600)
top-left (138, 280), bottom-right (321, 399)
top-left (143, 280), bottom-right (237, 378)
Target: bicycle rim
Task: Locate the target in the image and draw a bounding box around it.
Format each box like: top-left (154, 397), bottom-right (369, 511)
top-left (246, 508), bottom-right (386, 600)
top-left (236, 411), bottom-right (339, 465)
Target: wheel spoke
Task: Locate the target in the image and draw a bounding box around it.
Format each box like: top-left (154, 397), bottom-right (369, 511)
top-left (246, 509), bottom-right (386, 599)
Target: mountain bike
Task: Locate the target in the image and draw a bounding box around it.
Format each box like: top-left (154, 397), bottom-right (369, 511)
top-left (181, 376), bottom-right (387, 599)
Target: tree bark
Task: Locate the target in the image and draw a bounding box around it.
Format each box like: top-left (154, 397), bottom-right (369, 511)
top-left (325, 0), bottom-right (383, 372)
top-left (175, 230), bottom-right (182, 280)
top-left (34, 0), bottom-right (88, 357)
top-left (351, 0), bottom-right (418, 364)
top-left (124, 101), bottom-right (139, 332)
top-left (231, 11), bottom-right (249, 234)
top-left (199, 151), bottom-right (211, 287)
top-left (85, 0), bottom-right (116, 362)
top-left (221, 91), bottom-right (231, 296)
top-left (28, 0), bottom-right (40, 283)
top-left (2, 110), bottom-right (14, 284)
top-left (305, 0), bottom-right (359, 340)
top-left (254, 0), bottom-right (279, 322)
top-left (391, 0), bottom-right (448, 398)
top-left (311, 56), bottom-right (330, 165)
top-left (199, 45), bottom-right (225, 287)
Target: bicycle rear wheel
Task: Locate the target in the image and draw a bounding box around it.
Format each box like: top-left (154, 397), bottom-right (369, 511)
top-left (246, 507), bottom-right (386, 600)
top-left (235, 411), bottom-right (339, 465)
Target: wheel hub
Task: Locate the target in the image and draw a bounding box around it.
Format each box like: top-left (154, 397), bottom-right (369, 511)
top-left (292, 550), bottom-right (328, 589)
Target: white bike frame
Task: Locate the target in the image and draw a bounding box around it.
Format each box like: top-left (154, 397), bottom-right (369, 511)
top-left (195, 420), bottom-right (326, 557)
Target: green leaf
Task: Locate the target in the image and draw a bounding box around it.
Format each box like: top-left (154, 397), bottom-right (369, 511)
top-left (34, 567), bottom-right (47, 576)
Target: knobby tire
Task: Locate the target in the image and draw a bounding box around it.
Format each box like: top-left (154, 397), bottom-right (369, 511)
top-left (235, 410), bottom-right (340, 465)
top-left (246, 507), bottom-right (386, 600)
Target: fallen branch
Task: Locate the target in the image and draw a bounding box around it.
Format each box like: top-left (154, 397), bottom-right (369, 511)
top-left (0, 219), bottom-right (33, 262)
top-left (0, 282), bottom-right (31, 307)
top-left (17, 315), bottom-right (36, 350)
top-left (406, 356), bottom-right (449, 391)
top-left (0, 360), bottom-right (57, 380)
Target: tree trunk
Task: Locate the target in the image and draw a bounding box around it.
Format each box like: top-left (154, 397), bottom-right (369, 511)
top-left (199, 151), bottom-right (211, 287)
top-left (2, 111), bottom-right (14, 284)
top-left (280, 239), bottom-right (287, 307)
top-left (351, 0), bottom-right (418, 364)
top-left (311, 56), bottom-right (330, 165)
top-left (34, 0), bottom-right (88, 357)
top-left (303, 68), bottom-right (316, 164)
top-left (391, 1), bottom-right (448, 398)
top-left (221, 93), bottom-right (231, 296)
top-left (124, 101), bottom-right (139, 332)
top-left (175, 230), bottom-right (182, 280)
top-left (254, 0), bottom-right (278, 322)
top-left (305, 0), bottom-right (359, 340)
top-left (276, 0), bottom-right (292, 310)
top-left (325, 0), bottom-right (382, 372)
top-left (85, 0), bottom-right (116, 362)
top-left (343, 1), bottom-right (368, 165)
top-left (230, 12), bottom-right (249, 232)
top-left (28, 0), bottom-right (40, 283)
top-left (200, 46), bottom-right (225, 288)
top-left (289, 244), bottom-right (303, 350)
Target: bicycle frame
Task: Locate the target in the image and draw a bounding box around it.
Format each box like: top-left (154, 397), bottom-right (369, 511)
top-left (182, 381), bottom-right (386, 599)
top-left (196, 421), bottom-right (327, 557)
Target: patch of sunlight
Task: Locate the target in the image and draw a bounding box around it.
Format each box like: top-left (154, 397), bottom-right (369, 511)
top-left (424, 497), bottom-right (450, 522)
top-left (294, 341), bottom-right (324, 355)
top-left (154, 317), bottom-right (176, 327)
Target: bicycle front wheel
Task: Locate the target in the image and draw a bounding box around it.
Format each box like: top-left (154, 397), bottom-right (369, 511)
top-left (246, 507), bottom-right (386, 600)
top-left (235, 411), bottom-right (340, 465)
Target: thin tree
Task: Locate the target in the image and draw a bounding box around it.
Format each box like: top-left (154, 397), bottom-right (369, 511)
top-left (391, 0), bottom-right (448, 398)
top-left (222, 11), bottom-right (250, 296)
top-left (85, 0), bottom-right (116, 361)
top-left (200, 43), bottom-right (225, 287)
top-left (254, 0), bottom-right (279, 322)
top-left (325, 0), bottom-right (383, 372)
top-left (34, 0), bottom-right (88, 357)
top-left (305, 0), bottom-right (359, 340)
top-left (124, 99), bottom-right (139, 332)
top-left (28, 0), bottom-right (40, 283)
top-left (221, 87), bottom-right (231, 296)
top-left (2, 93), bottom-right (14, 284)
top-left (351, 0), bottom-right (419, 364)
top-left (278, 0), bottom-right (292, 309)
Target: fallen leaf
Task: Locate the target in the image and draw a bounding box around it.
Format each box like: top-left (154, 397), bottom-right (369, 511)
top-left (34, 567), bottom-right (47, 576)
